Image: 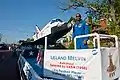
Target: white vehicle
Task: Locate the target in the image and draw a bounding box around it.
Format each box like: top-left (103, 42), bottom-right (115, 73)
top-left (18, 33), bottom-right (120, 80)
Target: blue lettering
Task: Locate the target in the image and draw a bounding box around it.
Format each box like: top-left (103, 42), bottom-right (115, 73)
top-left (50, 56), bottom-right (66, 60)
top-left (68, 56), bottom-right (86, 61)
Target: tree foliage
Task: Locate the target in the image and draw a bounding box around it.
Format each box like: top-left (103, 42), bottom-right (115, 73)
top-left (60, 0), bottom-right (120, 36)
top-left (26, 38), bottom-right (34, 42)
top-left (0, 33), bottom-right (2, 42)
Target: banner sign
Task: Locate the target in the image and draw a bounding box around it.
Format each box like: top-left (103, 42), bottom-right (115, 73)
top-left (44, 49), bottom-right (102, 80)
top-left (18, 56), bottom-right (42, 80)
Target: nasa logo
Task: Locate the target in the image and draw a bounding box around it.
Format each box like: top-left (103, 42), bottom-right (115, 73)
top-left (92, 50), bottom-right (98, 55)
top-left (78, 23), bottom-right (82, 27)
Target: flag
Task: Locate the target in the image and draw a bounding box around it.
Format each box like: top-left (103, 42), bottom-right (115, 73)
top-left (36, 50), bottom-right (42, 64)
top-left (35, 25), bottom-right (41, 39)
top-left (35, 25), bottom-right (40, 34)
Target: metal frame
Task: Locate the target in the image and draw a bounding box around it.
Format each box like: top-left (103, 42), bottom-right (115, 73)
top-left (74, 33), bottom-right (118, 50)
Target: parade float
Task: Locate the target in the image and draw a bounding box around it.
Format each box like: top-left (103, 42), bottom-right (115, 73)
top-left (18, 19), bottom-right (120, 80)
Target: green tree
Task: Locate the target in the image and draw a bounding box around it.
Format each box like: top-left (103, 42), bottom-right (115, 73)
top-left (59, 0), bottom-right (120, 36)
top-left (26, 38), bottom-right (34, 42)
top-left (0, 33), bottom-right (2, 42)
top-left (18, 40), bottom-right (25, 43)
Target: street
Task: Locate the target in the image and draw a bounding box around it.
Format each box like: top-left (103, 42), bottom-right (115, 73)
top-left (0, 50), bottom-right (21, 80)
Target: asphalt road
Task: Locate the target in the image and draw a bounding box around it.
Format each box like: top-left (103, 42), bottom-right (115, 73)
top-left (0, 50), bottom-right (21, 80)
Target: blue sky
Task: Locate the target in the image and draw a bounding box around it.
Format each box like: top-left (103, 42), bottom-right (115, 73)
top-left (0, 0), bottom-right (87, 43)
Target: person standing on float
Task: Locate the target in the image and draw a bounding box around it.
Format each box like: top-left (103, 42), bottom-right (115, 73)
top-left (72, 13), bottom-right (90, 49)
